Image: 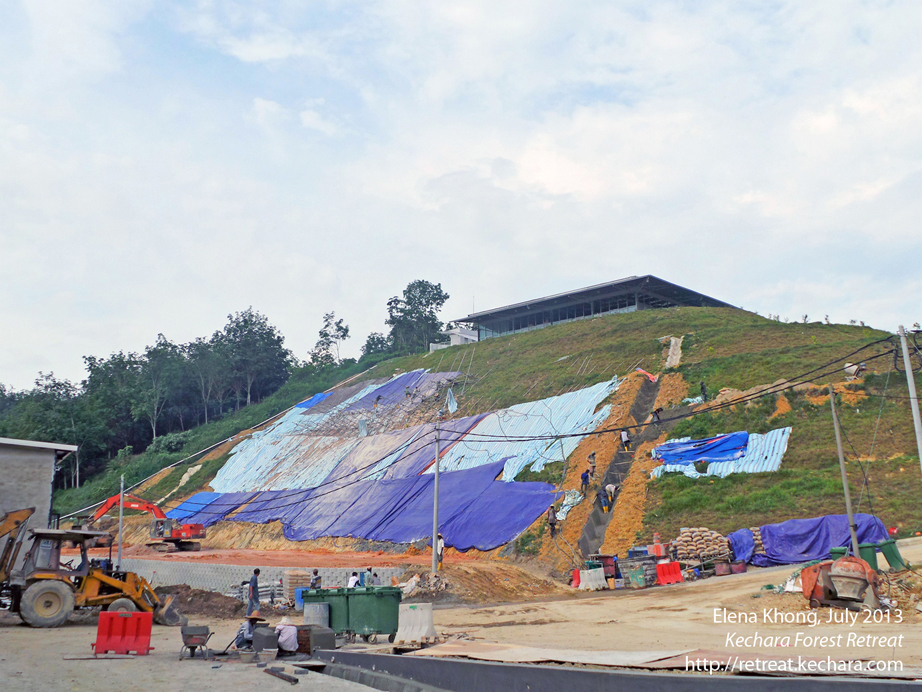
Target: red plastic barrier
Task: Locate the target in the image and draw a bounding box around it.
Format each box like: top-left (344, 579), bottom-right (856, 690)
top-left (655, 561), bottom-right (684, 586)
top-left (571, 569), bottom-right (581, 588)
top-left (92, 611), bottom-right (154, 656)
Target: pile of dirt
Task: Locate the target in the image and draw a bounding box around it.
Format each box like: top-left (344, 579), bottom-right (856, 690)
top-left (154, 584), bottom-right (247, 619)
top-left (400, 562), bottom-right (569, 605)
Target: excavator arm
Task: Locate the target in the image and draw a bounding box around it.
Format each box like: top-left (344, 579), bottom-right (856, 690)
top-left (0, 508), bottom-right (36, 584)
top-left (86, 494), bottom-right (168, 524)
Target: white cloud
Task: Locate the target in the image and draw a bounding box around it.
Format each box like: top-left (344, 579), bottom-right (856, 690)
top-left (2, 1), bottom-right (922, 388)
top-left (299, 109), bottom-right (337, 136)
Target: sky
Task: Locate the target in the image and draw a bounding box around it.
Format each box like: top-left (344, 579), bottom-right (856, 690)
top-left (2, 1), bottom-right (921, 390)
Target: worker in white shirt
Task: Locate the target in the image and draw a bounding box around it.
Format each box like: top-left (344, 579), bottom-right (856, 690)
top-left (347, 572), bottom-right (360, 588)
top-left (275, 616), bottom-right (299, 657)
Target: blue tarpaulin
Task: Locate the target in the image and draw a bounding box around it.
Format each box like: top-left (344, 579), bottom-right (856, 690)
top-left (167, 492), bottom-right (220, 521)
top-left (727, 528), bottom-right (755, 563)
top-left (295, 392), bottom-right (332, 409)
top-left (653, 432), bottom-right (749, 465)
top-left (751, 514), bottom-right (888, 567)
top-left (170, 461), bottom-right (556, 551)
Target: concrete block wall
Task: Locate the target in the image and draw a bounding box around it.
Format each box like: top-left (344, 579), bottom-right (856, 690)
top-left (121, 558), bottom-right (405, 599)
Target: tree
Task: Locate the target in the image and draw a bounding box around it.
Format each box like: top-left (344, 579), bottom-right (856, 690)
top-left (310, 312), bottom-right (350, 366)
top-left (132, 335), bottom-right (182, 440)
top-left (385, 280), bottom-right (450, 353)
top-left (185, 335), bottom-right (229, 425)
top-left (222, 308), bottom-right (293, 408)
top-left (361, 332), bottom-right (391, 357)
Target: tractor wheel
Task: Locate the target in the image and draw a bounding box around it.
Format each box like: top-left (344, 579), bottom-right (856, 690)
top-left (107, 598), bottom-right (138, 613)
top-left (20, 581), bottom-right (75, 628)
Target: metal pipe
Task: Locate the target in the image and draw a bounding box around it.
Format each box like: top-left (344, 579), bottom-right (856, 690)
top-left (432, 422), bottom-right (441, 573)
top-left (829, 386), bottom-right (860, 556)
top-left (117, 474), bottom-right (124, 568)
top-left (898, 326), bottom-right (922, 483)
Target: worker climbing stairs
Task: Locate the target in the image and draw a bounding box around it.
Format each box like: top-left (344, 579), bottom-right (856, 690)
top-left (576, 377), bottom-right (684, 557)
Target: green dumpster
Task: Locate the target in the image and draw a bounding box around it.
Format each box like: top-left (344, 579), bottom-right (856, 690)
top-left (858, 543), bottom-right (879, 570)
top-left (829, 547), bottom-right (847, 559)
top-left (346, 586), bottom-right (402, 641)
top-left (300, 588), bottom-right (350, 635)
top-left (877, 539), bottom-right (909, 571)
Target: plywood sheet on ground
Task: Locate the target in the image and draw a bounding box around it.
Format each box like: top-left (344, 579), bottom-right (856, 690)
top-left (408, 640), bottom-right (691, 667)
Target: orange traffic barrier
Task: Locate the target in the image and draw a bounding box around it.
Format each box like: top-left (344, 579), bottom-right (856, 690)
top-left (655, 561), bottom-right (684, 586)
top-left (92, 611), bottom-right (154, 656)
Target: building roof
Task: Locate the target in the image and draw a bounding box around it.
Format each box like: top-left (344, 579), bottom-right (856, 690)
top-left (0, 437), bottom-right (78, 453)
top-left (454, 274), bottom-right (734, 323)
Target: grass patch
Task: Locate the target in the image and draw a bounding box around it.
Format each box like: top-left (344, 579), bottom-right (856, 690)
top-left (515, 461), bottom-right (564, 486)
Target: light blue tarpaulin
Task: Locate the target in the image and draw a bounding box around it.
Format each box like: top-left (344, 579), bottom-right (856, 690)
top-left (650, 427), bottom-right (792, 479)
top-left (433, 378), bottom-right (619, 481)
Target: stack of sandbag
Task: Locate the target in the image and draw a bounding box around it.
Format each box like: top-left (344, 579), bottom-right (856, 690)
top-left (674, 527), bottom-right (730, 561)
top-left (751, 527), bottom-right (765, 555)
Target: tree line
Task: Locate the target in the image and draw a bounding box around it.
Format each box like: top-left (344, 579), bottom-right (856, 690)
top-left (0, 280), bottom-right (451, 490)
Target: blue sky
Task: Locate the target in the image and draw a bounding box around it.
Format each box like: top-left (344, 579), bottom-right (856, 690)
top-left (2, 1), bottom-right (921, 388)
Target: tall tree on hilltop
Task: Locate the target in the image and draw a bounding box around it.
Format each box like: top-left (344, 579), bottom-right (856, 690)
top-left (222, 307), bottom-right (293, 408)
top-left (310, 312), bottom-right (350, 367)
top-left (385, 280), bottom-right (450, 353)
top-left (133, 334), bottom-right (182, 440)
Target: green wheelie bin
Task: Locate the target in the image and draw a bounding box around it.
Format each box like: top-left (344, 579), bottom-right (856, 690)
top-left (346, 586), bottom-right (402, 643)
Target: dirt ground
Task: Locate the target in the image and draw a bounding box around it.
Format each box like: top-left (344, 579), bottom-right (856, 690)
top-left (433, 541), bottom-right (922, 669)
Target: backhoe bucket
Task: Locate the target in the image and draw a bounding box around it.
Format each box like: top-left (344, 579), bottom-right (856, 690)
top-left (153, 595), bottom-right (186, 626)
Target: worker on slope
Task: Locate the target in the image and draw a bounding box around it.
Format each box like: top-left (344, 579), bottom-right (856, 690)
top-left (620, 429), bottom-right (632, 452)
top-left (546, 505), bottom-right (558, 538)
top-left (247, 568), bottom-right (261, 616)
top-left (580, 469), bottom-right (590, 494)
top-left (275, 616), bottom-right (299, 657)
top-left (587, 452), bottom-right (597, 480)
top-left (605, 483), bottom-right (619, 507)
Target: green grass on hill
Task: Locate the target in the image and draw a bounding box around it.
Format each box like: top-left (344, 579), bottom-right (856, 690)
top-left (641, 372), bottom-right (922, 541)
top-left (54, 306), bottom-right (906, 536)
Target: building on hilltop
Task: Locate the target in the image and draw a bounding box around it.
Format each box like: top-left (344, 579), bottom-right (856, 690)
top-left (455, 275), bottom-right (734, 341)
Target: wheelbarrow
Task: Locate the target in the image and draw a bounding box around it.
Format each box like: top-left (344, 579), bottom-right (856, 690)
top-left (179, 625), bottom-right (214, 660)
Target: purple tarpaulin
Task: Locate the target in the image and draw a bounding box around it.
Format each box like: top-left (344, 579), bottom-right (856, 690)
top-left (750, 513), bottom-right (888, 567)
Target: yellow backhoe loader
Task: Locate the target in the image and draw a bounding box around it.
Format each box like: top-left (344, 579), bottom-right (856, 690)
top-left (0, 507), bottom-right (185, 628)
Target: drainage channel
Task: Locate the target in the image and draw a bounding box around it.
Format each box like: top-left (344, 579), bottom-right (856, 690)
top-left (312, 650), bottom-right (915, 692)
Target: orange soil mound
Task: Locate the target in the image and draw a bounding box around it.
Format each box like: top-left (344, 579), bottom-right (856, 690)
top-left (770, 394), bottom-right (792, 419)
top-left (653, 372), bottom-right (687, 410)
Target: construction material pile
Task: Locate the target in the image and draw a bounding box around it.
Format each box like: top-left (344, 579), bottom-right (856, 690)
top-left (282, 570), bottom-right (314, 601)
top-left (674, 527), bottom-right (730, 561)
top-left (751, 526), bottom-right (766, 555)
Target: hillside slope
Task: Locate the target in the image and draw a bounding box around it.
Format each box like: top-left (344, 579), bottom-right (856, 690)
top-left (56, 308), bottom-right (920, 566)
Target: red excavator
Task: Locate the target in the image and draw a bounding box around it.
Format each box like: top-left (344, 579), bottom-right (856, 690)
top-left (82, 494), bottom-right (205, 553)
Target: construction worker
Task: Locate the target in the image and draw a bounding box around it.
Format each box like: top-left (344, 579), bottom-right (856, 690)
top-left (247, 568), bottom-right (261, 616)
top-left (234, 612), bottom-right (265, 649)
top-left (546, 505), bottom-right (558, 538)
top-left (700, 381), bottom-right (707, 402)
top-left (651, 407), bottom-right (663, 425)
top-left (597, 486), bottom-right (611, 513)
top-left (309, 569), bottom-right (322, 590)
top-left (275, 616), bottom-right (299, 657)
top-left (587, 452), bottom-right (597, 480)
top-left (580, 469), bottom-right (590, 494)
top-left (436, 533), bottom-right (445, 569)
top-left (605, 483), bottom-right (619, 506)
top-left (620, 429), bottom-right (632, 452)
top-left (348, 572), bottom-right (360, 588)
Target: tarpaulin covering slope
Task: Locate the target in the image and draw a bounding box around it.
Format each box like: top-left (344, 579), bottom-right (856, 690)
top-left (653, 432), bottom-right (749, 465)
top-left (435, 378), bottom-right (619, 481)
top-left (650, 427), bottom-right (792, 479)
top-left (749, 514), bottom-right (888, 567)
top-left (167, 492), bottom-right (220, 521)
top-left (168, 491), bottom-right (260, 527)
top-left (210, 371), bottom-right (462, 492)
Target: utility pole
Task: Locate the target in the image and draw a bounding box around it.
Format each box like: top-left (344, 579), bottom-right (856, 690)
top-left (898, 326), bottom-right (922, 481)
top-left (117, 474), bottom-right (124, 568)
top-left (829, 386), bottom-right (860, 557)
top-left (432, 420), bottom-right (441, 574)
